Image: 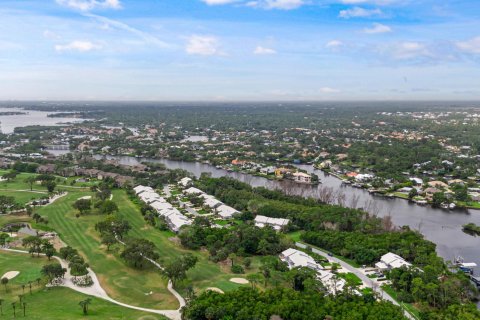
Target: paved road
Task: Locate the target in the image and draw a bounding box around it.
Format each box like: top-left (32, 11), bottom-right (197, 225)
top-left (296, 242), bottom-right (415, 320)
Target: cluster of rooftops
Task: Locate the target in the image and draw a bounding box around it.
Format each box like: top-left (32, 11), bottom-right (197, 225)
top-left (133, 185), bottom-right (192, 232)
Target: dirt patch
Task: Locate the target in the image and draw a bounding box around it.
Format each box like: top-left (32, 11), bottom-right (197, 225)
top-left (2, 271), bottom-right (20, 280)
top-left (229, 277), bottom-right (249, 284)
top-left (206, 287), bottom-right (224, 294)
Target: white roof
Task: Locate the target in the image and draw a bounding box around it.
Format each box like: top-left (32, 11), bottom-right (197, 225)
top-left (179, 177), bottom-right (193, 187)
top-left (202, 195), bottom-right (223, 209)
top-left (134, 185), bottom-right (154, 195)
top-left (184, 187), bottom-right (204, 195)
top-left (254, 215), bottom-right (289, 228)
top-left (217, 204), bottom-right (238, 219)
top-left (280, 248), bottom-right (318, 269)
top-left (460, 262), bottom-right (477, 268)
top-left (165, 213), bottom-right (192, 232)
top-left (293, 172), bottom-right (311, 178)
top-left (150, 201), bottom-right (174, 213)
top-left (380, 252), bottom-right (412, 269)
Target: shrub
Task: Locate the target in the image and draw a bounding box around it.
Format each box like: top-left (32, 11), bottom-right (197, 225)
top-left (231, 265), bottom-right (244, 274)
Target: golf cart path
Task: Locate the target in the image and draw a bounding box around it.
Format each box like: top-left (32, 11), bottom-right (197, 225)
top-left (1, 248), bottom-right (183, 320)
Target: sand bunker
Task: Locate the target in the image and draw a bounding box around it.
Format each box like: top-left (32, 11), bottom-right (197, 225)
top-left (2, 271), bottom-right (20, 280)
top-left (78, 196), bottom-right (92, 200)
top-left (229, 277), bottom-right (249, 284)
top-left (206, 287), bottom-right (224, 293)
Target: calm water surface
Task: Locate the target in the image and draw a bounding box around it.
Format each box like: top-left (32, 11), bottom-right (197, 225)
top-left (96, 155), bottom-right (480, 273)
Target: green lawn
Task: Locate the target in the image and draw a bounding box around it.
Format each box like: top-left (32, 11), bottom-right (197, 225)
top-left (35, 190), bottom-right (178, 310)
top-left (337, 272), bottom-right (363, 286)
top-left (114, 190), bottom-right (254, 295)
top-left (0, 251), bottom-right (167, 320)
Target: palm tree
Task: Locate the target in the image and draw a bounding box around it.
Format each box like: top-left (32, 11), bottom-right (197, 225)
top-left (36, 278), bottom-right (41, 286)
top-left (22, 302), bottom-right (27, 317)
top-left (0, 298), bottom-right (4, 315)
top-left (11, 302), bottom-right (16, 318)
top-left (79, 298), bottom-right (91, 315)
top-left (21, 284), bottom-right (25, 294)
top-left (18, 294), bottom-right (24, 304)
top-left (28, 281), bottom-right (32, 295)
top-left (1, 277), bottom-right (8, 292)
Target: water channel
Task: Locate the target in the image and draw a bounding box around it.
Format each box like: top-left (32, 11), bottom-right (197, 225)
top-left (95, 155), bottom-right (480, 273)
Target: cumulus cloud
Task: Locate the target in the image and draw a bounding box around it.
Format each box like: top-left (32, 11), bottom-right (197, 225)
top-left (456, 36), bottom-right (480, 54)
top-left (339, 7), bottom-right (382, 18)
top-left (363, 23), bottom-right (392, 34)
top-left (254, 46), bottom-right (277, 55)
top-left (325, 40), bottom-right (344, 49)
top-left (56, 0), bottom-right (121, 11)
top-left (186, 35), bottom-right (222, 56)
top-left (320, 87), bottom-right (341, 93)
top-left (55, 40), bottom-right (101, 52)
top-left (246, 0), bottom-right (305, 10)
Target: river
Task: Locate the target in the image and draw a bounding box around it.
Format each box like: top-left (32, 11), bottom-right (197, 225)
top-left (0, 107), bottom-right (87, 134)
top-left (95, 155), bottom-right (480, 273)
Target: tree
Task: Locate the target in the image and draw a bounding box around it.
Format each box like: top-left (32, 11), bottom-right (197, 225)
top-left (11, 301), bottom-right (16, 318)
top-left (95, 216), bottom-right (131, 240)
top-left (101, 233), bottom-right (117, 251)
top-left (1, 277), bottom-right (8, 292)
top-left (42, 180), bottom-right (56, 193)
top-left (120, 238), bottom-right (159, 268)
top-left (0, 298), bottom-right (3, 315)
top-left (162, 254), bottom-right (198, 287)
top-left (2, 171), bottom-right (17, 182)
top-left (228, 253), bottom-right (237, 267)
top-left (25, 176), bottom-right (37, 191)
top-left (98, 200), bottom-right (118, 215)
top-left (22, 236), bottom-right (43, 257)
top-left (79, 298), bottom-right (91, 315)
top-left (73, 199), bottom-right (91, 215)
top-left (246, 273), bottom-right (263, 289)
top-left (0, 196), bottom-right (15, 214)
top-left (41, 263), bottom-right (66, 282)
top-left (408, 188), bottom-right (418, 200)
top-left (0, 233), bottom-right (9, 246)
top-left (432, 192), bottom-right (447, 207)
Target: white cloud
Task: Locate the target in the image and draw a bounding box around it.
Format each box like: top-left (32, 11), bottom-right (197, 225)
top-left (246, 0), bottom-right (305, 10)
top-left (320, 87), bottom-right (341, 93)
top-left (254, 46), bottom-right (277, 55)
top-left (186, 35), bottom-right (222, 56)
top-left (456, 36), bottom-right (480, 54)
top-left (55, 40), bottom-right (101, 52)
top-left (363, 23), bottom-right (392, 34)
top-left (389, 42), bottom-right (431, 60)
top-left (339, 7), bottom-right (382, 18)
top-left (84, 14), bottom-right (170, 48)
top-left (340, 0), bottom-right (400, 4)
top-left (56, 0), bottom-right (121, 11)
top-left (201, 0), bottom-right (238, 4)
top-left (326, 40), bottom-right (344, 49)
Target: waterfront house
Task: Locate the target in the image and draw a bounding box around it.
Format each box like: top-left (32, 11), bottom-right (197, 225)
top-left (292, 172), bottom-right (312, 184)
top-left (375, 252), bottom-right (411, 271)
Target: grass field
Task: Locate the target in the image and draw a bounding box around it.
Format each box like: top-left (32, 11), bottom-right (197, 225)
top-left (1, 183), bottom-right (258, 311)
top-left (113, 190), bottom-right (255, 295)
top-left (0, 251), bottom-right (168, 320)
top-left (35, 190), bottom-right (178, 310)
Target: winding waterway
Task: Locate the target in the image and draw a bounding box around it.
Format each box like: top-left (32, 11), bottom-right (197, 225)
top-left (96, 155), bottom-right (480, 274)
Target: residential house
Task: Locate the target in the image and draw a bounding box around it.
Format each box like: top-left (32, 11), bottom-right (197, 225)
top-left (292, 172), bottom-right (312, 184)
top-left (216, 204), bottom-right (239, 219)
top-left (254, 215), bottom-right (290, 231)
top-left (375, 252), bottom-right (412, 271)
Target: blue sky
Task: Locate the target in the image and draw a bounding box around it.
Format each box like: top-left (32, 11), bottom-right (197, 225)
top-left (0, 0), bottom-right (479, 100)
